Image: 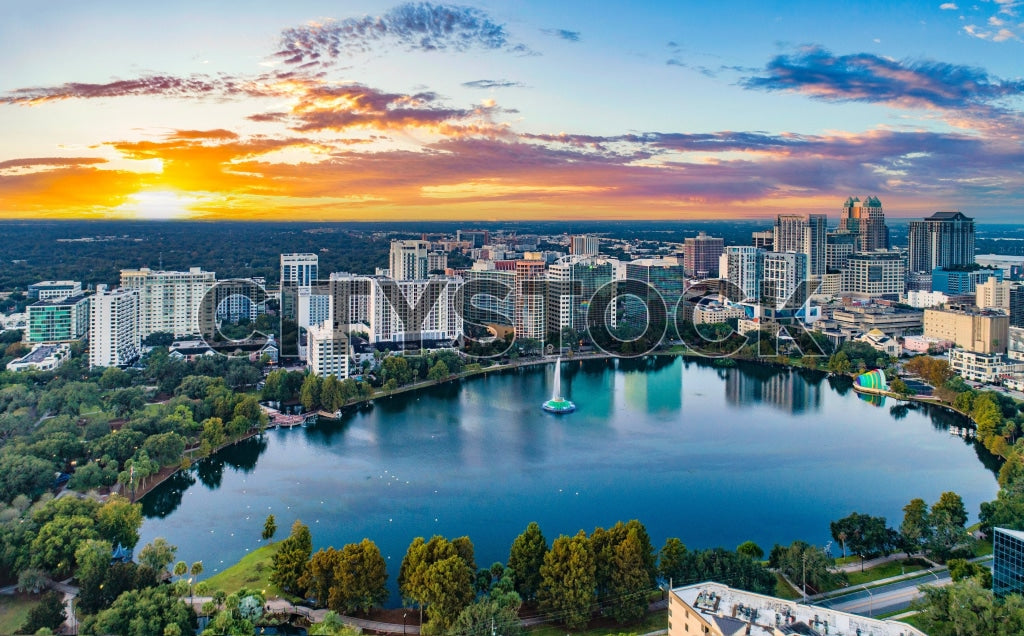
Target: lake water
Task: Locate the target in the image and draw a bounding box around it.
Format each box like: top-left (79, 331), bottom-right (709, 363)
top-left (138, 357), bottom-right (999, 604)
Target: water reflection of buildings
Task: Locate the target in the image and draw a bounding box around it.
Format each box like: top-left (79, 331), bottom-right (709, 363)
top-left (724, 367), bottom-right (822, 414)
top-left (620, 356), bottom-right (683, 412)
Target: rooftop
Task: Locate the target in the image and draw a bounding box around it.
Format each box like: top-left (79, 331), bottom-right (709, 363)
top-left (673, 582), bottom-right (923, 636)
top-left (17, 344), bottom-right (63, 364)
top-left (31, 280), bottom-right (79, 287)
top-left (30, 293), bottom-right (90, 308)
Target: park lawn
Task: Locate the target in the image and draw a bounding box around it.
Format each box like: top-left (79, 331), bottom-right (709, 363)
top-left (0, 594), bottom-right (40, 635)
top-left (774, 574), bottom-right (801, 600)
top-left (898, 613), bottom-right (928, 632)
top-left (844, 560), bottom-right (925, 587)
top-left (526, 608), bottom-right (667, 636)
top-left (202, 542), bottom-right (298, 601)
top-left (972, 539), bottom-right (993, 557)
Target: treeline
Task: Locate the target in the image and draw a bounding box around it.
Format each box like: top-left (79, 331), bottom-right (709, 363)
top-left (267, 519), bottom-right (774, 635)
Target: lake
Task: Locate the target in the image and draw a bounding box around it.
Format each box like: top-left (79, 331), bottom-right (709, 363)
top-left (138, 356), bottom-right (999, 604)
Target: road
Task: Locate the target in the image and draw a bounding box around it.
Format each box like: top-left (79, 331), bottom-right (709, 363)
top-left (815, 569), bottom-right (951, 617)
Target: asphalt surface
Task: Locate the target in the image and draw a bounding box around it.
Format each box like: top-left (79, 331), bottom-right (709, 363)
top-left (815, 569), bottom-right (951, 617)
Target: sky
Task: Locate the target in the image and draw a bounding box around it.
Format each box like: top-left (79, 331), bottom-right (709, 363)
top-left (1, 0), bottom-right (1023, 222)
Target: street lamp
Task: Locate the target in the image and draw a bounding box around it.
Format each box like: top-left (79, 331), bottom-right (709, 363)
top-left (403, 611), bottom-right (408, 636)
top-left (862, 585), bottom-right (873, 617)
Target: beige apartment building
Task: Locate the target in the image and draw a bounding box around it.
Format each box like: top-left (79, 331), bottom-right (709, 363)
top-left (923, 306), bottom-right (1009, 354)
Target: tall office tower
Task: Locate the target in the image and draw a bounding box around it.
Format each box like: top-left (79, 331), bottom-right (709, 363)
top-left (280, 253), bottom-right (318, 286)
top-left (773, 215), bottom-right (807, 254)
top-left (907, 211), bottom-right (976, 273)
top-left (841, 250), bottom-right (906, 301)
top-left (761, 252), bottom-right (807, 307)
top-left (825, 231), bottom-right (857, 271)
top-left (89, 285), bottom-right (140, 368)
top-left (682, 231), bottom-right (724, 278)
top-left (839, 196), bottom-right (889, 252)
top-left (1010, 286), bottom-right (1024, 328)
top-left (805, 214), bottom-right (827, 277)
top-left (719, 247), bottom-right (764, 301)
top-left (569, 235), bottom-right (601, 257)
top-left (752, 230), bottom-right (774, 251)
top-left (389, 240), bottom-right (430, 281)
top-left (622, 258), bottom-right (687, 333)
top-left (515, 260), bottom-right (547, 340)
top-left (120, 267), bottom-right (215, 337)
top-left (773, 215), bottom-right (826, 277)
top-left (457, 230), bottom-right (490, 248)
top-left (546, 257), bottom-right (615, 334)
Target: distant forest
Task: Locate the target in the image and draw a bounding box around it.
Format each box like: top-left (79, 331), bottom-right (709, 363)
top-left (0, 219), bottom-right (1021, 290)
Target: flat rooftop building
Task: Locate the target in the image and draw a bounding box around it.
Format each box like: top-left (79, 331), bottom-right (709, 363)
top-left (669, 582), bottom-right (925, 636)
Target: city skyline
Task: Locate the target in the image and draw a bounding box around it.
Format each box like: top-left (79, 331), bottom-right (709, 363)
top-left (2, 1), bottom-right (1023, 221)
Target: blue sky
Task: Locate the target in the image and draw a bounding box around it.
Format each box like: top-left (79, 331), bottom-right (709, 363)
top-left (1, 0), bottom-right (1022, 220)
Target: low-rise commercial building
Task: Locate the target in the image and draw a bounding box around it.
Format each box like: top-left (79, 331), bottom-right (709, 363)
top-left (830, 305), bottom-right (923, 337)
top-left (5, 343), bottom-right (71, 372)
top-left (857, 328), bottom-right (902, 357)
top-left (949, 348), bottom-right (1024, 383)
top-left (28, 280), bottom-right (82, 301)
top-left (924, 306), bottom-right (1009, 354)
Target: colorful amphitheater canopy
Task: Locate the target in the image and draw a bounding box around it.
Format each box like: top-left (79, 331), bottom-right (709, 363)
top-left (855, 369), bottom-right (889, 392)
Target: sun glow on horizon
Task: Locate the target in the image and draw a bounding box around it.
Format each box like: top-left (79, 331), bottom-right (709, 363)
top-left (109, 190), bottom-right (205, 220)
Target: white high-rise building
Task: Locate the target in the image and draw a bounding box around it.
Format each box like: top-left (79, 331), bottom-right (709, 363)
top-left (569, 235), bottom-right (600, 257)
top-left (306, 321), bottom-right (349, 379)
top-left (280, 253), bottom-right (319, 287)
top-left (120, 267), bottom-right (215, 337)
top-left (368, 277), bottom-right (463, 344)
top-left (389, 240), bottom-right (430, 281)
top-left (761, 252), bottom-right (807, 307)
top-left (719, 247), bottom-right (764, 301)
top-left (89, 285), bottom-right (140, 368)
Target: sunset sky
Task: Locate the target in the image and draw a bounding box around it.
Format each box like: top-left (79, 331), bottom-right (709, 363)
top-left (2, 0), bottom-right (1023, 221)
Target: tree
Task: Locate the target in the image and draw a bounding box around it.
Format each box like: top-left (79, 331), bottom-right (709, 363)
top-left (538, 531), bottom-right (596, 630)
top-left (332, 539), bottom-right (389, 615)
top-left (399, 535), bottom-right (474, 627)
top-left (912, 578), bottom-right (1019, 636)
top-left (422, 554), bottom-right (476, 634)
top-left (507, 521), bottom-right (547, 601)
top-left (300, 374), bottom-right (323, 411)
top-left (85, 586), bottom-right (192, 636)
top-left (900, 498), bottom-right (931, 556)
top-left (321, 375), bottom-right (343, 412)
top-left (658, 537), bottom-right (687, 584)
top-left (451, 600), bottom-right (524, 636)
top-left (889, 378), bottom-right (914, 396)
top-left (263, 514), bottom-right (277, 541)
top-left (930, 491), bottom-right (970, 560)
top-left (302, 548), bottom-right (341, 608)
top-left (271, 520), bottom-right (313, 594)
top-left (173, 560), bottom-right (187, 579)
top-left (427, 360), bottom-right (449, 382)
top-left (947, 558), bottom-right (993, 588)
top-left (96, 494), bottom-right (143, 549)
top-left (609, 527), bottom-right (652, 624)
top-left (736, 541), bottom-right (764, 560)
top-left (830, 512), bottom-right (893, 569)
top-left (20, 590), bottom-right (66, 635)
top-left (76, 538), bottom-right (114, 614)
top-left (16, 568), bottom-right (49, 594)
top-left (776, 542), bottom-right (838, 596)
top-left (32, 514), bottom-right (98, 577)
top-left (138, 538), bottom-right (177, 574)
top-left (827, 351), bottom-right (851, 375)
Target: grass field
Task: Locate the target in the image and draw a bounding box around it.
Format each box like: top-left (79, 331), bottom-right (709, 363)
top-left (0, 594), bottom-right (40, 635)
top-left (844, 559), bottom-right (926, 586)
top-left (774, 573), bottom-right (801, 600)
top-left (202, 542), bottom-right (298, 601)
top-left (526, 609), bottom-right (667, 636)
